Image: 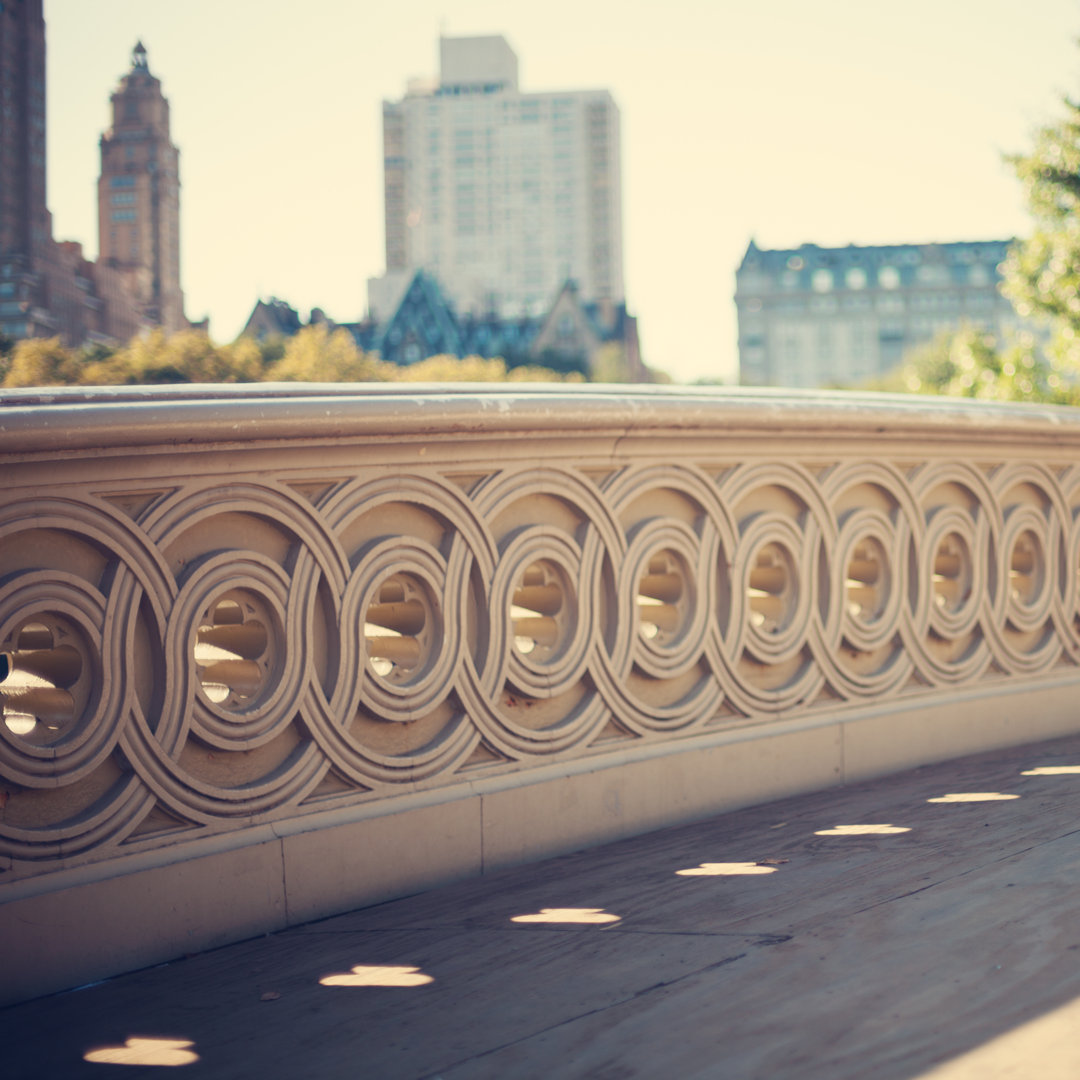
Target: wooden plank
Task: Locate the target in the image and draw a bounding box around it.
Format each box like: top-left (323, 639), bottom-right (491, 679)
top-left (3, 926), bottom-right (753, 1079)
top-left (441, 835), bottom-right (1080, 1079)
top-left (4, 733), bottom-right (1080, 1079)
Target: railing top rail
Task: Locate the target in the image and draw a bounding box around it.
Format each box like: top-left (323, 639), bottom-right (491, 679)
top-left (1, 384), bottom-right (1079, 455)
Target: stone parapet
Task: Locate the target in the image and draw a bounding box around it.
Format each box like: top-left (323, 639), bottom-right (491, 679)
top-left (3, 385), bottom-right (1080, 1003)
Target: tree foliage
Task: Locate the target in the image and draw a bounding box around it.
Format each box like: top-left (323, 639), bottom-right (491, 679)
top-left (77, 329), bottom-right (263, 385)
top-left (898, 324), bottom-right (1069, 403)
top-left (392, 353), bottom-right (582, 383)
top-left (590, 343), bottom-right (632, 383)
top-left (997, 90), bottom-right (1080, 387)
top-left (265, 324), bottom-right (388, 383)
top-left (0, 326), bottom-right (590, 389)
top-left (4, 337), bottom-right (83, 388)
top-left (895, 80), bottom-right (1080, 405)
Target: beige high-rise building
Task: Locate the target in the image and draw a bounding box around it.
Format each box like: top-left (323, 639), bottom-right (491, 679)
top-left (98, 42), bottom-right (185, 332)
top-left (371, 35), bottom-right (624, 321)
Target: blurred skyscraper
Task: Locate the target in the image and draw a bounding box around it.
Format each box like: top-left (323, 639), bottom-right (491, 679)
top-left (370, 35), bottom-right (624, 322)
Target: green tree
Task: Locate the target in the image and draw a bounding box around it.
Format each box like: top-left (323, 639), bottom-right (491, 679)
top-left (79, 329), bottom-right (261, 385)
top-left (1001, 96), bottom-right (1080, 346)
top-left (898, 324), bottom-right (1067, 402)
top-left (893, 74), bottom-right (1080, 405)
top-left (221, 336), bottom-right (267, 382)
top-left (505, 363), bottom-right (584, 383)
top-left (530, 347), bottom-right (588, 378)
top-left (386, 353), bottom-right (584, 383)
top-left (265, 324), bottom-right (386, 382)
top-left (3, 337), bottom-right (81, 387)
top-left (993, 86), bottom-right (1080, 396)
top-left (590, 343), bottom-right (632, 383)
top-left (387, 352), bottom-right (508, 382)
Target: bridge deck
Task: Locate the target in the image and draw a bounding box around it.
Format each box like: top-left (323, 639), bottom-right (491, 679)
top-left (6, 732), bottom-right (1080, 1079)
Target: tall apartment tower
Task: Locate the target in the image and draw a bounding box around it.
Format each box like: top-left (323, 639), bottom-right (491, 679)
top-left (0, 0), bottom-right (54, 339)
top-left (372, 35), bottom-right (624, 320)
top-left (98, 42), bottom-right (185, 332)
top-left (0, 0), bottom-right (48, 265)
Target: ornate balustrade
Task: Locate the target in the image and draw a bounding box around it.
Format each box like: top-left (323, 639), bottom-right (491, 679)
top-left (4, 384), bottom-right (1080, 1003)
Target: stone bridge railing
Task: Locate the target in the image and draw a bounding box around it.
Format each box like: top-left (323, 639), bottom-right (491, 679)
top-left (4, 384), bottom-right (1080, 1004)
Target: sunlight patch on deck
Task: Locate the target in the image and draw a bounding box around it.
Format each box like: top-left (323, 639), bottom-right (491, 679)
top-left (814, 824), bottom-right (911, 836)
top-left (1021, 765), bottom-right (1080, 775)
top-left (83, 1037), bottom-right (199, 1066)
top-left (319, 965), bottom-right (434, 987)
top-left (676, 862), bottom-right (779, 876)
top-left (912, 991), bottom-right (1080, 1077)
top-left (511, 907), bottom-right (621, 924)
top-left (927, 792), bottom-right (1020, 803)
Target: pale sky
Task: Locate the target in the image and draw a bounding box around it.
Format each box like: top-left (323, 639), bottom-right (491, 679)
top-left (44, 0), bottom-right (1080, 383)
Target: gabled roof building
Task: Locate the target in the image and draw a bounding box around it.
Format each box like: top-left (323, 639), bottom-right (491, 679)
top-left (242, 271), bottom-right (646, 380)
top-left (240, 297), bottom-right (305, 340)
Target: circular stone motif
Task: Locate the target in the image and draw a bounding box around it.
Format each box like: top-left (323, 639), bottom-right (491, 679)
top-left (0, 616), bottom-right (88, 746)
top-left (364, 572), bottom-right (437, 684)
top-left (193, 589), bottom-right (277, 712)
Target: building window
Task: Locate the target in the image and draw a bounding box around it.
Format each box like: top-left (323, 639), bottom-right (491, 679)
top-left (111, 210), bottom-right (137, 222)
top-left (878, 266), bottom-right (900, 289)
top-left (846, 267), bottom-right (867, 290)
top-left (110, 193), bottom-right (136, 206)
top-left (812, 268), bottom-right (833, 293)
top-left (916, 264), bottom-right (948, 285)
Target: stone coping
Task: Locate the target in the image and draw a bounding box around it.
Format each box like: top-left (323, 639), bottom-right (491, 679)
top-left (0, 384), bottom-right (1078, 455)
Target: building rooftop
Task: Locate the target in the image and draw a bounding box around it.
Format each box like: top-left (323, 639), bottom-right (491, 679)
top-left (738, 237), bottom-right (1015, 277)
top-left (439, 34), bottom-right (519, 92)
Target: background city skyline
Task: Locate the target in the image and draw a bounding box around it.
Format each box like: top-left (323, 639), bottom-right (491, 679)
top-left (45, 0), bottom-right (1080, 383)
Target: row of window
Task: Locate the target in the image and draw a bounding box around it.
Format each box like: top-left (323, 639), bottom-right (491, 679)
top-left (745, 288), bottom-right (1002, 318)
top-left (746, 262), bottom-right (998, 295)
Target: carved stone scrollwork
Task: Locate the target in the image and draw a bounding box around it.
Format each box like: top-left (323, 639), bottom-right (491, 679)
top-left (3, 390), bottom-right (1080, 880)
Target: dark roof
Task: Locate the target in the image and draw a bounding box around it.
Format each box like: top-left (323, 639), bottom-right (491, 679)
top-left (242, 274), bottom-right (634, 367)
top-left (736, 239), bottom-right (1016, 292)
top-left (738, 238), bottom-right (1015, 274)
top-left (243, 298), bottom-right (303, 338)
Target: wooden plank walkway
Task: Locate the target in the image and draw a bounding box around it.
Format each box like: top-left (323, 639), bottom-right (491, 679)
top-left (5, 732), bottom-right (1080, 1079)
